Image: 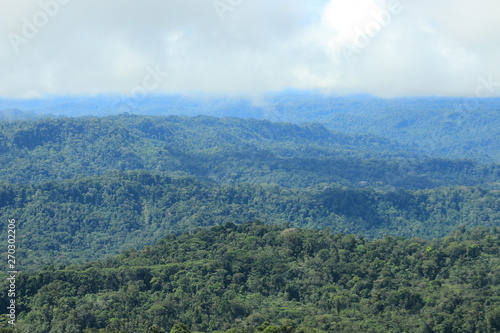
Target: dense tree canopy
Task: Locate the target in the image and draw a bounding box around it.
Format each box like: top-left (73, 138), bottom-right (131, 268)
top-left (2, 223), bottom-right (500, 332)
top-left (0, 114), bottom-right (498, 333)
top-left (0, 115), bottom-right (497, 188)
top-left (0, 171), bottom-right (498, 270)
top-left (2, 94), bottom-right (499, 162)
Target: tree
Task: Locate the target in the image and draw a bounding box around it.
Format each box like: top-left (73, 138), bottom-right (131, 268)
top-left (146, 325), bottom-right (166, 333)
top-left (170, 323), bottom-right (190, 333)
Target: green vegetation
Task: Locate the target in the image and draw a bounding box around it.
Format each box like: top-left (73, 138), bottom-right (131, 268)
top-left (0, 170), bottom-right (498, 270)
top-left (0, 114), bottom-right (498, 333)
top-left (260, 94), bottom-right (500, 163)
top-left (3, 222), bottom-right (500, 332)
top-left (0, 115), bottom-right (497, 188)
top-left (3, 94), bottom-right (498, 162)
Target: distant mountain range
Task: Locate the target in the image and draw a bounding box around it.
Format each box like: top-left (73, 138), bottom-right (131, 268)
top-left (1, 92), bottom-right (498, 162)
top-left (0, 115), bottom-right (498, 270)
top-left (0, 114), bottom-right (497, 188)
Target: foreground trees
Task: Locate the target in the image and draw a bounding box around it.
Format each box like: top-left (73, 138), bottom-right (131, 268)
top-left (2, 222), bottom-right (499, 332)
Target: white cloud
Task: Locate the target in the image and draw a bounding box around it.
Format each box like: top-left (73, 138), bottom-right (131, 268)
top-left (0, 0), bottom-right (499, 98)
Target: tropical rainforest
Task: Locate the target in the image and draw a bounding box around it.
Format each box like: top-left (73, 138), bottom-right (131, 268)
top-left (0, 113), bottom-right (498, 332)
top-left (0, 114), bottom-right (497, 188)
top-left (2, 223), bottom-right (500, 332)
top-left (2, 93), bottom-right (499, 162)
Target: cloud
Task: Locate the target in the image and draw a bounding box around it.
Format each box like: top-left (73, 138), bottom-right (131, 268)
top-left (0, 0), bottom-right (499, 98)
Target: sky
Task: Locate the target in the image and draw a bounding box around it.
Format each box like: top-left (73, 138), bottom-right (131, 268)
top-left (1, 0), bottom-right (500, 99)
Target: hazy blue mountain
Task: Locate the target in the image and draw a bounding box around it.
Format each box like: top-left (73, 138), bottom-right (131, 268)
top-left (1, 114), bottom-right (497, 189)
top-left (1, 92), bottom-right (498, 162)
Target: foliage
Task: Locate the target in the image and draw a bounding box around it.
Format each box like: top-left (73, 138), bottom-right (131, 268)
top-left (0, 115), bottom-right (498, 189)
top-left (0, 113), bottom-right (498, 332)
top-left (2, 94), bottom-right (499, 162)
top-left (4, 223), bottom-right (500, 332)
top-left (0, 171), bottom-right (498, 270)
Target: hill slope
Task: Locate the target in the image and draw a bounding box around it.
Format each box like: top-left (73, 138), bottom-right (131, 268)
top-left (6, 222), bottom-right (500, 332)
top-left (1, 171), bottom-right (498, 269)
top-left (245, 93), bottom-right (500, 162)
top-left (0, 114), bottom-right (497, 189)
top-left (2, 93), bottom-right (499, 162)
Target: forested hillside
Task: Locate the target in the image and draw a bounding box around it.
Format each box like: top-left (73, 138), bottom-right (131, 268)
top-left (3, 222), bottom-right (500, 332)
top-left (0, 171), bottom-right (498, 270)
top-left (0, 115), bottom-right (498, 189)
top-left (2, 94), bottom-right (498, 162)
top-left (257, 94), bottom-right (500, 163)
top-left (0, 114), bottom-right (498, 333)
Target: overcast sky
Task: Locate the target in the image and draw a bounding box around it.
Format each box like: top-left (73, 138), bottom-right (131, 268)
top-left (1, 0), bottom-right (499, 98)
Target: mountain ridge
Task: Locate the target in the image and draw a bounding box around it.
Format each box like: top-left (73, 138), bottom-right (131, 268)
top-left (0, 114), bottom-right (497, 189)
top-left (2, 93), bottom-right (498, 162)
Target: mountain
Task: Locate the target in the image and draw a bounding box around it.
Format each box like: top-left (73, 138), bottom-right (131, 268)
top-left (6, 222), bottom-right (500, 332)
top-left (1, 170), bottom-right (498, 270)
top-left (0, 114), bottom-right (498, 269)
top-left (0, 114), bottom-right (497, 189)
top-left (1, 93), bottom-right (499, 162)
top-left (0, 104), bottom-right (498, 333)
top-left (0, 109), bottom-right (45, 122)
